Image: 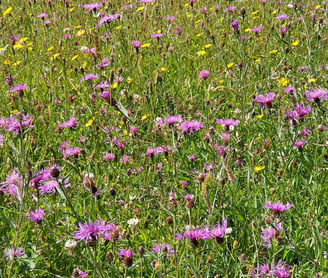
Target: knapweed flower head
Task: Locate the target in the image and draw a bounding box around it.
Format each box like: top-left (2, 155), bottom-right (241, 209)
top-left (0, 168), bottom-right (22, 199)
top-left (97, 14), bottom-right (121, 27)
top-left (256, 92), bottom-right (276, 108)
top-left (152, 33), bottom-right (164, 38)
top-left (294, 140), bottom-right (307, 148)
top-left (37, 13), bottom-right (48, 18)
top-left (131, 40), bottom-right (142, 49)
top-left (284, 87), bottom-right (295, 94)
top-left (263, 201), bottom-right (293, 216)
top-left (71, 269), bottom-right (88, 278)
top-left (215, 118), bottom-right (240, 129)
top-left (224, 6), bottom-right (236, 12)
top-left (57, 116), bottom-right (77, 129)
top-left (250, 260), bottom-right (290, 278)
top-left (72, 220), bottom-right (116, 243)
top-left (4, 247), bottom-right (25, 261)
top-left (275, 14), bottom-right (289, 21)
top-left (152, 243), bottom-right (175, 257)
top-left (250, 26), bottom-right (263, 33)
top-left (231, 19), bottom-right (239, 33)
top-left (261, 219), bottom-right (284, 248)
top-left (199, 69), bottom-right (210, 80)
top-left (82, 3), bottom-right (103, 11)
top-left (117, 248), bottom-right (133, 268)
top-left (28, 208), bottom-right (46, 224)
top-left (96, 59), bottom-right (109, 68)
top-left (80, 73), bottom-right (99, 82)
top-left (103, 152), bottom-right (116, 161)
top-left (184, 227), bottom-right (211, 247)
top-left (10, 83), bottom-right (28, 93)
top-left (177, 120), bottom-right (204, 133)
top-left (305, 87), bottom-right (328, 102)
top-left (210, 219), bottom-right (229, 243)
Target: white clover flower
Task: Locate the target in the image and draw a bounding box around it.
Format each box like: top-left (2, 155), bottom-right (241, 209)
top-left (127, 218), bottom-right (139, 227)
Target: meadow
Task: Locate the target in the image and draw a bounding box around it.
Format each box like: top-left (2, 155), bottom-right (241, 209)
top-left (0, 0), bottom-right (328, 277)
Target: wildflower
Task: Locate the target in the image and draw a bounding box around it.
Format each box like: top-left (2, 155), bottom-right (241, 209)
top-left (97, 14), bottom-right (121, 27)
top-left (152, 243), bottom-right (175, 257)
top-left (4, 247), bottom-right (25, 261)
top-left (117, 248), bottom-right (133, 268)
top-left (127, 218), bottom-right (139, 227)
top-left (57, 116), bottom-right (77, 129)
top-left (224, 6), bottom-right (236, 12)
top-left (152, 33), bottom-right (164, 39)
top-left (263, 201), bottom-right (293, 216)
top-left (294, 140), bottom-right (307, 149)
top-left (280, 26), bottom-right (287, 37)
top-left (215, 118), bottom-right (240, 130)
top-left (305, 87), bottom-right (328, 102)
top-left (28, 208), bottom-right (46, 224)
top-left (10, 83), bottom-right (28, 96)
top-left (199, 69), bottom-right (210, 80)
top-left (129, 125), bottom-right (138, 135)
top-left (210, 219), bottom-right (228, 244)
top-left (96, 59), bottom-right (109, 68)
top-left (176, 26), bottom-right (182, 36)
top-left (65, 239), bottom-right (77, 250)
top-left (284, 87), bottom-right (295, 93)
top-left (167, 114), bottom-right (182, 125)
top-left (184, 227), bottom-right (211, 247)
top-left (292, 103), bottom-right (311, 117)
top-left (80, 73), bottom-right (99, 82)
top-left (185, 194), bottom-right (195, 208)
top-left (131, 40), bottom-right (142, 50)
top-left (0, 168), bottom-right (22, 199)
top-left (250, 26), bottom-right (263, 33)
top-left (231, 19), bottom-right (239, 33)
top-left (37, 13), bottom-right (48, 19)
top-left (261, 219), bottom-right (284, 248)
top-left (94, 80), bottom-right (110, 90)
top-left (301, 128), bottom-right (311, 137)
top-left (71, 269), bottom-right (88, 278)
top-left (82, 3), bottom-right (102, 11)
top-left (103, 152), bottom-right (116, 161)
top-left (275, 14), bottom-right (289, 21)
top-left (72, 220), bottom-right (115, 243)
top-left (256, 92), bottom-right (276, 108)
top-left (177, 120), bottom-right (204, 134)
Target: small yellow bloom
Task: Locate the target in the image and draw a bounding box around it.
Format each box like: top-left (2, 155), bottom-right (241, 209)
top-left (315, 5), bottom-right (321, 9)
top-left (196, 32), bottom-right (203, 37)
top-left (74, 25), bottom-right (81, 29)
top-left (209, 7), bottom-right (214, 11)
top-left (251, 10), bottom-right (259, 15)
top-left (269, 49), bottom-right (278, 54)
top-left (187, 14), bottom-right (192, 18)
top-left (3, 7), bottom-right (12, 16)
top-left (233, 240), bottom-right (238, 249)
top-left (197, 50), bottom-right (206, 56)
top-left (136, 6), bottom-right (144, 12)
top-left (141, 43), bottom-right (151, 48)
top-left (76, 30), bottom-right (85, 37)
top-left (218, 17), bottom-right (224, 22)
top-left (69, 7), bottom-right (74, 12)
top-left (227, 62), bottom-right (234, 69)
top-left (53, 53), bottom-right (60, 59)
top-left (272, 10), bottom-right (277, 15)
top-left (13, 44), bottom-right (23, 50)
top-left (245, 28), bottom-right (251, 33)
top-left (115, 25), bottom-right (122, 30)
top-left (291, 40), bottom-right (299, 46)
top-left (195, 20), bottom-right (201, 24)
top-left (278, 77), bottom-right (288, 87)
top-left (184, 3), bottom-right (189, 7)
top-left (256, 114), bottom-right (263, 119)
top-left (71, 54), bottom-right (79, 61)
top-left (48, 46), bottom-right (54, 51)
top-left (12, 61), bottom-right (21, 66)
top-left (254, 166), bottom-right (265, 172)
top-left (82, 61), bottom-right (87, 68)
top-left (255, 58), bottom-right (261, 63)
top-left (252, 16), bottom-right (259, 20)
top-left (160, 67), bottom-right (169, 72)
top-left (141, 115), bottom-right (148, 120)
top-left (309, 78), bottom-right (316, 83)
top-left (219, 80), bottom-right (224, 84)
top-left (11, 110), bottom-right (20, 114)
top-left (85, 117), bottom-right (95, 127)
top-left (111, 82), bottom-right (118, 89)
top-left (204, 44), bottom-right (212, 49)
top-left (127, 77), bottom-right (133, 84)
top-left (4, 59), bottom-right (10, 65)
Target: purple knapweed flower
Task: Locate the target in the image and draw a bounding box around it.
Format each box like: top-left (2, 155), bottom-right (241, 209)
top-left (284, 87), bottom-right (295, 93)
top-left (152, 243), bottom-right (175, 257)
top-left (37, 13), bottom-right (48, 18)
top-left (97, 14), bottom-right (121, 27)
top-left (152, 33), bottom-right (164, 39)
top-left (82, 3), bottom-right (103, 11)
top-left (215, 118), bottom-right (240, 129)
top-left (261, 219), bottom-right (284, 248)
top-left (177, 120), bottom-right (204, 134)
top-left (263, 201), bottom-right (293, 216)
top-left (131, 40), bottom-right (142, 49)
top-left (167, 114), bottom-right (182, 125)
top-left (10, 83), bottom-right (28, 94)
top-left (275, 14), bottom-right (289, 21)
top-left (280, 26), bottom-right (287, 37)
top-left (72, 220), bottom-right (114, 243)
top-left (184, 227), bottom-right (211, 247)
top-left (294, 140), bottom-right (307, 148)
top-left (28, 208), bottom-right (46, 224)
top-left (96, 59), bottom-right (109, 68)
top-left (0, 168), bottom-right (22, 199)
top-left (250, 260), bottom-right (290, 278)
top-left (70, 269), bottom-right (88, 278)
top-left (80, 73), bottom-right (99, 82)
top-left (301, 128), bottom-right (311, 137)
top-left (199, 70), bottom-right (210, 80)
top-left (224, 6), bottom-right (236, 12)
top-left (57, 116), bottom-right (77, 129)
top-left (250, 26), bottom-right (263, 33)
top-left (4, 247), bottom-right (25, 261)
top-left (256, 92), bottom-right (276, 108)
top-left (210, 219), bottom-right (228, 243)
top-left (231, 19), bottom-right (239, 33)
top-left (117, 248), bottom-right (133, 267)
top-left (103, 152), bottom-right (116, 161)
top-left (305, 87), bottom-right (328, 102)
top-left (94, 80), bottom-right (110, 90)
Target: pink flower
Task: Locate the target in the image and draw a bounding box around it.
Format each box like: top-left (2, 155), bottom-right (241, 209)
top-left (199, 70), bottom-right (210, 80)
top-left (4, 247), bottom-right (25, 261)
top-left (28, 209), bottom-right (46, 223)
top-left (263, 201), bottom-right (293, 216)
top-left (261, 219), bottom-right (284, 248)
top-left (57, 116), bottom-right (77, 128)
top-left (152, 243), bottom-right (175, 257)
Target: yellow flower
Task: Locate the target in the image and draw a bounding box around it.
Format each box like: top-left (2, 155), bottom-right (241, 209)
top-left (74, 25), bottom-right (81, 29)
top-left (115, 25), bottom-right (122, 30)
top-left (291, 40), bottom-right (299, 46)
top-left (71, 54), bottom-right (79, 61)
top-left (315, 5), bottom-right (321, 9)
top-left (127, 77), bottom-right (133, 84)
top-left (111, 82), bottom-right (118, 89)
top-left (278, 77), bottom-right (288, 87)
top-left (13, 44), bottom-right (23, 50)
top-left (196, 33), bottom-right (203, 37)
top-left (187, 14), bottom-right (192, 18)
top-left (136, 6), bottom-right (144, 12)
top-left (251, 10), bottom-right (259, 15)
top-left (4, 59), bottom-right (10, 65)
top-left (85, 117), bottom-right (95, 127)
top-left (256, 114), bottom-right (263, 119)
top-left (11, 110), bottom-right (20, 114)
top-left (197, 50), bottom-right (206, 56)
top-left (272, 10), bottom-right (277, 15)
top-left (12, 61), bottom-right (21, 66)
top-left (269, 49), bottom-right (278, 54)
top-left (195, 20), bottom-right (201, 24)
top-left (227, 63), bottom-right (234, 69)
top-left (53, 53), bottom-right (60, 59)
top-left (245, 28), bottom-right (251, 33)
top-left (309, 78), bottom-right (316, 83)
top-left (69, 7), bottom-right (74, 12)
top-left (48, 46), bottom-right (54, 51)
top-left (3, 7), bottom-right (12, 16)
top-left (160, 67), bottom-right (169, 72)
top-left (204, 44), bottom-right (212, 49)
top-left (219, 80), bottom-right (224, 84)
top-left (254, 166), bottom-right (265, 172)
top-left (141, 115), bottom-right (148, 120)
top-left (141, 43), bottom-right (151, 48)
top-left (76, 30), bottom-right (85, 37)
